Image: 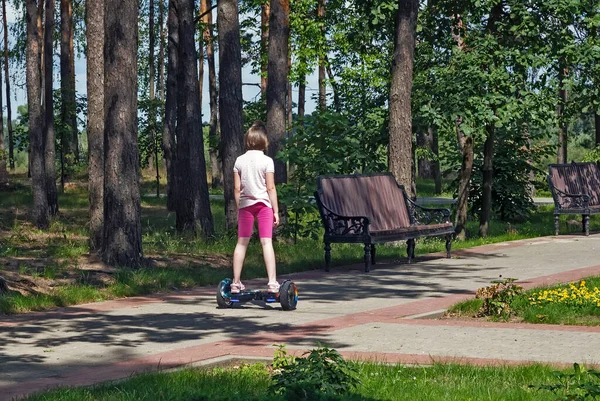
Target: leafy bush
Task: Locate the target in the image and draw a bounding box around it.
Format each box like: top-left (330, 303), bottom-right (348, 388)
top-left (475, 278), bottom-right (523, 320)
top-left (270, 344), bottom-right (360, 400)
top-left (532, 363), bottom-right (600, 400)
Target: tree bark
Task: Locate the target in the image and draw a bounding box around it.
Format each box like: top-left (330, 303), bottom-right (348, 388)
top-left (455, 118), bottom-right (473, 241)
top-left (431, 126), bottom-right (441, 194)
top-left (44, 0), bottom-right (58, 215)
top-left (218, 0), bottom-right (245, 229)
top-left (388, 0), bottom-right (418, 197)
top-left (158, 0), bottom-right (166, 101)
top-left (325, 55), bottom-right (340, 112)
top-left (298, 74), bottom-right (305, 124)
top-left (261, 1), bottom-right (270, 97)
top-left (479, 123), bottom-right (494, 237)
top-left (175, 0), bottom-right (214, 236)
top-left (317, 0), bottom-right (326, 112)
top-left (0, 20), bottom-right (5, 186)
top-left (202, 0), bottom-right (220, 189)
top-left (164, 0), bottom-right (178, 212)
top-left (60, 0), bottom-right (78, 164)
top-left (103, 0), bottom-right (143, 267)
top-left (86, 0), bottom-right (104, 253)
top-left (287, 53), bottom-right (292, 132)
top-left (557, 61), bottom-right (568, 164)
top-left (596, 112), bottom-right (600, 148)
top-left (3, 0), bottom-right (13, 171)
top-left (26, 0), bottom-right (49, 229)
top-left (149, 0), bottom-right (160, 197)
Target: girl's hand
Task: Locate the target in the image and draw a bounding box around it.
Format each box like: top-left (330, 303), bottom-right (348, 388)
top-left (274, 212), bottom-right (280, 226)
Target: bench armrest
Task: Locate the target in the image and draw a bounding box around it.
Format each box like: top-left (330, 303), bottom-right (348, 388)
top-left (552, 186), bottom-right (591, 209)
top-left (316, 198), bottom-right (370, 236)
top-left (405, 198), bottom-right (452, 225)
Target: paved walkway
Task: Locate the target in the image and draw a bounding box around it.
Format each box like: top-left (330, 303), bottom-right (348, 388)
top-left (2, 234), bottom-right (600, 400)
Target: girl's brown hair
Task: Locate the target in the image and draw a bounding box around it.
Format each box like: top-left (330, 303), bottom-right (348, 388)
top-left (245, 120), bottom-right (269, 151)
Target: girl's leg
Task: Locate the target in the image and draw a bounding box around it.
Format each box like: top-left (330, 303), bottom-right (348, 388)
top-left (233, 237), bottom-right (251, 283)
top-left (256, 204), bottom-right (277, 284)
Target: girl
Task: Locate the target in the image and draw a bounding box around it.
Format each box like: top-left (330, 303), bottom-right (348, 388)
top-left (231, 121), bottom-right (280, 294)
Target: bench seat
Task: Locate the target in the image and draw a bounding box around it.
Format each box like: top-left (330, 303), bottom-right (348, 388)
top-left (315, 173), bottom-right (455, 272)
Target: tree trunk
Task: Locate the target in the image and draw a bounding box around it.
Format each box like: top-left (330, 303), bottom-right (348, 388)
top-left (27, 0), bottom-right (49, 229)
top-left (60, 0), bottom-right (78, 165)
top-left (164, 0), bottom-right (179, 212)
top-left (175, 0), bottom-right (214, 236)
top-left (218, 0), bottom-right (244, 229)
top-left (202, 0), bottom-right (220, 189)
top-left (149, 0), bottom-right (160, 197)
top-left (287, 53), bottom-right (292, 131)
top-left (455, 118), bottom-right (473, 241)
top-left (431, 126), bottom-right (441, 194)
top-left (265, 0), bottom-right (289, 185)
top-left (479, 123), bottom-right (494, 237)
top-left (388, 0), bottom-right (418, 197)
top-left (261, 1), bottom-right (270, 97)
top-left (595, 112), bottom-right (600, 147)
top-left (103, 0), bottom-right (143, 267)
top-left (0, 22), bottom-right (5, 186)
top-left (3, 0), bottom-right (13, 171)
top-left (44, 0), bottom-right (58, 215)
top-left (557, 62), bottom-right (568, 164)
top-left (86, 0), bottom-right (104, 253)
top-left (158, 0), bottom-right (166, 101)
top-left (325, 55), bottom-right (340, 112)
top-left (317, 0), bottom-right (326, 112)
top-left (416, 128), bottom-right (432, 179)
top-left (298, 73), bottom-right (305, 124)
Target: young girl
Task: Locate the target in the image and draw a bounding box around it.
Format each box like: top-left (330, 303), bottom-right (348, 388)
top-left (231, 121), bottom-right (280, 294)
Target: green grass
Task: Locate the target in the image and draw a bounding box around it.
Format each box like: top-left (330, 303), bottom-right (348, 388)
top-left (2, 173), bottom-right (600, 315)
top-left (22, 362), bottom-right (570, 401)
top-left (447, 275), bottom-right (600, 326)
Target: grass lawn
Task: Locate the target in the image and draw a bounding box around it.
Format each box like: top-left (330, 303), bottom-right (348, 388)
top-left (447, 275), bottom-right (600, 326)
top-left (1, 172), bottom-right (599, 315)
top-left (22, 362), bottom-right (571, 401)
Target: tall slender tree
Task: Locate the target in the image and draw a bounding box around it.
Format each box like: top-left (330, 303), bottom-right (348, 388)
top-left (317, 0), bottom-right (325, 111)
top-left (175, 0), bottom-right (214, 236)
top-left (218, 0), bottom-right (244, 229)
top-left (201, 0), bottom-right (220, 189)
top-left (86, 0), bottom-right (104, 252)
top-left (2, 0), bottom-right (13, 171)
top-left (388, 0), bottom-right (418, 197)
top-left (149, 0), bottom-right (160, 197)
top-left (0, 56), bottom-right (6, 185)
top-left (26, 0), bottom-right (49, 229)
top-left (103, 0), bottom-right (143, 266)
top-left (44, 0), bottom-right (58, 215)
top-left (158, 0), bottom-right (166, 101)
top-left (60, 0), bottom-right (78, 163)
top-left (163, 0), bottom-right (178, 212)
top-left (261, 1), bottom-right (270, 96)
top-left (265, 0), bottom-right (290, 184)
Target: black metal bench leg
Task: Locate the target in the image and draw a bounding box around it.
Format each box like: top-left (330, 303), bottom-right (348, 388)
top-left (371, 244), bottom-right (376, 265)
top-left (364, 243), bottom-right (371, 272)
top-left (445, 234), bottom-right (452, 258)
top-left (324, 242), bottom-right (331, 272)
top-left (554, 215), bottom-right (560, 236)
top-left (407, 239), bottom-right (415, 263)
top-left (583, 215), bottom-right (590, 236)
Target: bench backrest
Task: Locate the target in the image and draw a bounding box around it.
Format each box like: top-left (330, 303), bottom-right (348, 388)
top-left (548, 162), bottom-right (600, 206)
top-left (316, 173), bottom-right (411, 231)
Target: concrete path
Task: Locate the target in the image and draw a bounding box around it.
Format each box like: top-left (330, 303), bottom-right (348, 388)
top-left (2, 234), bottom-right (600, 400)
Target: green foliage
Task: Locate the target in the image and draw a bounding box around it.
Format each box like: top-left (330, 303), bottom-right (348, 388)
top-left (475, 277), bottom-right (524, 320)
top-left (583, 146), bottom-right (600, 163)
top-left (269, 344), bottom-right (360, 399)
top-left (138, 97), bottom-right (164, 169)
top-left (532, 363), bottom-right (600, 401)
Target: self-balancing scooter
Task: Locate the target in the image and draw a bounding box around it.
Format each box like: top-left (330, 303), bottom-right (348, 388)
top-left (216, 278), bottom-right (298, 311)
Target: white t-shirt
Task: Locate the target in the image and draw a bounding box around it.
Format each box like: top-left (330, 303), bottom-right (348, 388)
top-left (233, 150), bottom-right (275, 209)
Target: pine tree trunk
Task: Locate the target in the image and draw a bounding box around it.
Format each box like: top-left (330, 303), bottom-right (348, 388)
top-left (158, 0), bottom-right (166, 101)
top-left (287, 53), bottom-right (292, 131)
top-left (60, 0), bottom-right (78, 165)
top-left (261, 1), bottom-right (270, 97)
top-left (298, 73), bottom-right (305, 124)
top-left (3, 0), bottom-right (13, 171)
top-left (454, 117), bottom-right (473, 241)
top-left (317, 0), bottom-right (325, 112)
top-left (103, 0), bottom-right (143, 266)
top-left (149, 0), bottom-right (159, 197)
top-left (44, 0), bottom-right (58, 215)
top-left (26, 0), bottom-right (49, 229)
top-left (557, 62), bottom-right (568, 164)
top-left (388, 0), bottom-right (418, 198)
top-left (175, 0), bottom-right (214, 236)
top-left (164, 0), bottom-right (179, 212)
top-left (265, 0), bottom-right (289, 185)
top-left (0, 27), bottom-right (6, 186)
top-left (201, 0), bottom-right (220, 189)
top-left (86, 0), bottom-right (104, 253)
top-left (218, 0), bottom-right (244, 229)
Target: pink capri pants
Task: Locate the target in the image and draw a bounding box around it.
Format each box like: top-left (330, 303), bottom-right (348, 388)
top-left (238, 202), bottom-right (274, 238)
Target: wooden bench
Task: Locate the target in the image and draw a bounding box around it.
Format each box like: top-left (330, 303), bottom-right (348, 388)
top-left (314, 173), bottom-right (455, 272)
top-left (548, 162), bottom-right (600, 236)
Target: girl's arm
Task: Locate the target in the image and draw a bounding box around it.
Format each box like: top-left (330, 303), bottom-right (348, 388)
top-left (266, 172), bottom-right (280, 226)
top-left (234, 171), bottom-right (241, 209)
